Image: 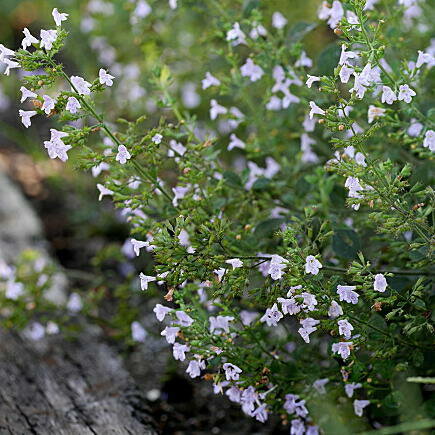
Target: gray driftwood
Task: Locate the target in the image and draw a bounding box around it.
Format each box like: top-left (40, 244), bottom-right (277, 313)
top-left (0, 330), bottom-right (158, 435)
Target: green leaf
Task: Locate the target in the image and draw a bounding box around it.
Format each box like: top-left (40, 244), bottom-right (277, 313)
top-left (317, 43), bottom-right (341, 76)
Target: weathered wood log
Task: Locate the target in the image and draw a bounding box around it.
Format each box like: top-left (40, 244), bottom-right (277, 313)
top-left (0, 329), bottom-right (158, 435)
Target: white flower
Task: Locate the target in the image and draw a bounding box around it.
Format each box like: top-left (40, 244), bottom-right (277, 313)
top-left (3, 58), bottom-right (20, 76)
top-left (353, 399), bottom-right (370, 417)
top-left (309, 101), bottom-right (325, 119)
top-left (398, 84), bottom-right (416, 103)
top-left (152, 133), bottom-right (163, 144)
top-left (364, 0), bottom-right (380, 10)
top-left (327, 1), bottom-right (344, 28)
top-left (116, 145), bottom-right (131, 164)
top-left (298, 317), bottom-right (320, 343)
top-left (66, 96), bottom-right (81, 114)
top-left (44, 129), bottom-right (71, 162)
top-left (0, 44), bottom-right (15, 62)
top-left (228, 133), bottom-right (245, 151)
top-left (354, 152), bottom-right (367, 167)
top-left (186, 359), bottom-right (205, 378)
top-left (337, 285), bottom-right (359, 304)
top-left (52, 8), bottom-right (69, 26)
top-left (381, 86), bottom-right (397, 105)
top-left (338, 319), bottom-right (354, 339)
top-left (40, 29), bottom-right (57, 50)
top-left (250, 23), bottom-right (267, 39)
top-left (272, 12), bottom-right (288, 29)
top-left (332, 341), bottom-right (352, 360)
top-left (328, 301), bottom-right (343, 318)
top-left (67, 292), bottom-right (83, 312)
top-left (19, 110), bottom-right (37, 128)
top-left (42, 95), bottom-right (55, 114)
top-left (240, 58), bottom-right (264, 82)
top-left (46, 321), bottom-right (59, 335)
top-left (223, 363), bottom-right (242, 381)
top-left (153, 304), bottom-right (172, 321)
top-left (173, 343), bottom-right (190, 361)
top-left (169, 0), bottom-right (178, 9)
top-left (260, 303), bottom-right (283, 327)
top-left (210, 99), bottom-right (227, 120)
top-left (295, 51), bottom-right (312, 68)
top-left (20, 86), bottom-right (37, 103)
top-left (161, 326), bottom-right (179, 343)
top-left (339, 45), bottom-right (359, 66)
top-left (313, 379), bottom-right (329, 395)
top-left (226, 22), bottom-right (246, 46)
top-left (416, 50), bottom-right (435, 68)
top-left (339, 64), bottom-right (354, 83)
top-left (373, 273), bottom-right (387, 292)
top-left (23, 322), bottom-right (45, 341)
top-left (130, 238), bottom-right (149, 256)
top-left (70, 75), bottom-right (92, 95)
top-left (22, 28), bottom-right (39, 50)
top-left (99, 68), bottom-right (115, 86)
top-left (97, 183), bottom-right (114, 201)
top-left (202, 72), bottom-right (221, 89)
top-left (225, 258), bottom-right (243, 269)
top-left (6, 280), bottom-right (24, 299)
top-left (305, 255), bottom-right (322, 275)
top-left (345, 382), bottom-right (362, 398)
top-left (306, 75), bottom-right (320, 88)
top-left (139, 273), bottom-right (156, 290)
top-left (423, 130), bottom-right (435, 151)
top-left (131, 321), bottom-right (147, 342)
top-left (268, 254), bottom-right (287, 280)
top-left (367, 105), bottom-right (386, 124)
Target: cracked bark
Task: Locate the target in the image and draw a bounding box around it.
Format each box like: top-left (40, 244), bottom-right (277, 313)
top-left (0, 329), bottom-right (158, 435)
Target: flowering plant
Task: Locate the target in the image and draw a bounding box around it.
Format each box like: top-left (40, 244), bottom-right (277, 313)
top-left (1, 0), bottom-right (434, 432)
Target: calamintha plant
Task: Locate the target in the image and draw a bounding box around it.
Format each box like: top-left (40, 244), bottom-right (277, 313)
top-left (0, 0), bottom-right (434, 433)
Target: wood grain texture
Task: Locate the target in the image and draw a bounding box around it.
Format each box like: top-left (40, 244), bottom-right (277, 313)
top-left (0, 330), bottom-right (158, 435)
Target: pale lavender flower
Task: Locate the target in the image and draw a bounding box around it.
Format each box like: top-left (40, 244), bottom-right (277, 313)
top-left (66, 96), bottom-right (81, 114)
top-left (368, 105), bottom-right (386, 123)
top-left (176, 310), bottom-right (194, 327)
top-left (210, 99), bottom-right (227, 120)
top-left (67, 292), bottom-right (83, 312)
top-left (161, 326), bottom-right (179, 343)
top-left (22, 28), bottom-right (39, 49)
top-left (97, 183), bottom-right (114, 201)
top-left (186, 359), bottom-right (205, 378)
top-left (313, 378), bottom-right (329, 394)
top-left (272, 12), bottom-right (288, 29)
top-left (152, 133), bottom-right (163, 144)
top-left (398, 84), bottom-right (416, 103)
top-left (40, 29), bottom-right (57, 50)
top-left (328, 300), bottom-right (343, 318)
top-left (339, 45), bottom-right (359, 66)
top-left (260, 303), bottom-right (283, 326)
top-left (309, 101), bottom-right (325, 119)
top-left (337, 285), bottom-right (359, 304)
top-left (20, 86), bottom-right (37, 103)
top-left (131, 238), bottom-right (149, 256)
top-left (353, 399), bottom-right (370, 417)
top-left (268, 254), bottom-right (287, 280)
top-left (277, 297), bottom-right (301, 315)
top-left (226, 386), bottom-right (242, 403)
top-left (228, 133), bottom-right (245, 151)
top-left (23, 322), bottom-right (45, 341)
top-left (70, 75), bottom-right (92, 95)
top-left (338, 319), bottom-right (354, 339)
top-left (345, 382), bottom-right (362, 398)
top-left (339, 64), bottom-right (354, 83)
top-left (209, 315), bottom-right (234, 334)
top-left (240, 310), bottom-right (258, 326)
top-left (306, 75), bottom-right (320, 88)
top-left (423, 130), bottom-right (434, 151)
top-left (416, 50), bottom-right (435, 68)
top-left (332, 341), bottom-right (353, 360)
top-left (131, 321), bottom-right (147, 342)
top-left (42, 95), bottom-right (55, 114)
top-left (116, 145), bottom-right (131, 164)
top-left (381, 86), bottom-right (397, 104)
top-left (153, 303), bottom-right (172, 321)
top-left (298, 317), bottom-right (320, 343)
top-left (240, 58), bottom-right (264, 82)
top-left (225, 258), bottom-right (243, 269)
top-left (223, 363), bottom-right (242, 381)
top-left (202, 71), bottom-right (221, 89)
top-left (99, 68), bottom-right (115, 86)
top-left (19, 110), bottom-right (37, 128)
top-left (52, 8), bottom-right (68, 26)
top-left (5, 280), bottom-right (24, 299)
top-left (374, 273), bottom-right (387, 292)
top-left (252, 404), bottom-right (268, 423)
top-left (226, 22), bottom-right (246, 46)
top-left (305, 255), bottom-right (322, 275)
top-left (172, 342), bottom-right (190, 361)
top-left (139, 273), bottom-right (156, 290)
